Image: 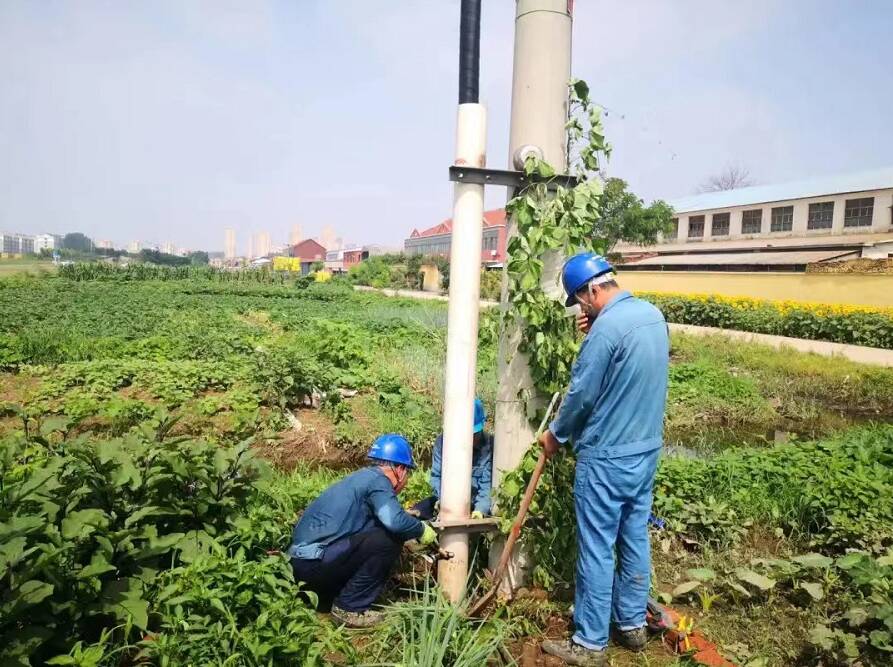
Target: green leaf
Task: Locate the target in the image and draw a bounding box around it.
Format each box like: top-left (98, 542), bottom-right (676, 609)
top-left (685, 568), bottom-right (717, 582)
top-left (61, 509), bottom-right (108, 540)
top-left (101, 577), bottom-right (148, 630)
top-left (672, 580), bottom-right (701, 597)
top-left (76, 554), bottom-right (117, 580)
top-left (17, 579), bottom-right (54, 607)
top-left (735, 568), bottom-right (776, 591)
top-left (727, 581), bottom-right (751, 599)
top-left (572, 79), bottom-right (590, 102)
top-left (791, 553), bottom-right (833, 569)
top-left (799, 582), bottom-right (824, 601)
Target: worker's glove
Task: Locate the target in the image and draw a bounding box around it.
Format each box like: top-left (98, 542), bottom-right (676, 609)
top-left (419, 522), bottom-right (438, 546)
top-left (471, 510), bottom-right (484, 520)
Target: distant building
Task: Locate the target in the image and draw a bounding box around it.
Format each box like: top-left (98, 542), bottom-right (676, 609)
top-left (95, 239), bottom-right (114, 250)
top-left (343, 246), bottom-right (371, 269)
top-left (324, 249), bottom-right (344, 273)
top-left (319, 225), bottom-right (338, 251)
top-left (289, 239), bottom-right (327, 275)
top-left (289, 224), bottom-right (303, 246)
top-left (128, 240), bottom-right (142, 254)
top-left (617, 167), bottom-right (893, 271)
top-left (254, 231), bottom-right (272, 258)
top-left (405, 209), bottom-right (507, 266)
top-left (161, 242), bottom-right (176, 255)
top-left (224, 229), bottom-right (236, 260)
top-left (35, 233), bottom-right (63, 252)
top-left (0, 232), bottom-right (35, 255)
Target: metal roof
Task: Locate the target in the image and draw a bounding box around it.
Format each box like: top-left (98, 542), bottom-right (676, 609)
top-left (623, 249), bottom-right (858, 267)
top-left (668, 166), bottom-right (893, 214)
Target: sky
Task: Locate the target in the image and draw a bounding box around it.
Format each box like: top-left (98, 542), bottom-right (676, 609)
top-left (1, 1), bottom-right (891, 253)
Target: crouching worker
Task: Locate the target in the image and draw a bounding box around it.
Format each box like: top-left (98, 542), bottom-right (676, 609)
top-left (288, 434), bottom-right (438, 628)
top-left (411, 397), bottom-right (492, 520)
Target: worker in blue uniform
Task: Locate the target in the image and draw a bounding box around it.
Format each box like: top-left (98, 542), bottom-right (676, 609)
top-left (288, 434), bottom-right (438, 628)
top-left (540, 253), bottom-right (669, 667)
top-left (410, 397), bottom-right (492, 520)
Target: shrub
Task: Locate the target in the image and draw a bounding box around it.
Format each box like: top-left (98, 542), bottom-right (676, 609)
top-left (0, 431), bottom-right (266, 664)
top-left (640, 292), bottom-right (893, 349)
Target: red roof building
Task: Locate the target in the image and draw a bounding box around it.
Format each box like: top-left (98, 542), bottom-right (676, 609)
top-left (404, 209), bottom-right (507, 265)
top-left (288, 239), bottom-right (327, 261)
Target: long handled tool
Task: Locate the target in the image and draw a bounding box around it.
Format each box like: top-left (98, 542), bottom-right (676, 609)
top-left (467, 391), bottom-right (561, 616)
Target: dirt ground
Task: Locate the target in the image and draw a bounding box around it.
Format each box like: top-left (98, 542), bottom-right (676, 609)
top-left (254, 407), bottom-right (359, 470)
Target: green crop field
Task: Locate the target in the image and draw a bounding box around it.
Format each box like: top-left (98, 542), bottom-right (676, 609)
top-left (0, 258), bottom-right (57, 277)
top-left (2, 270), bottom-right (892, 666)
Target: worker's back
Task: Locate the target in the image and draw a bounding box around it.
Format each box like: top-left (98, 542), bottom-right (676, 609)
top-left (289, 467), bottom-right (383, 559)
top-left (568, 291), bottom-right (669, 459)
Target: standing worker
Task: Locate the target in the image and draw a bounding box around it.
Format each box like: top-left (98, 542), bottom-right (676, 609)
top-left (411, 397), bottom-right (493, 520)
top-left (288, 434), bottom-right (438, 628)
top-left (540, 253), bottom-right (669, 667)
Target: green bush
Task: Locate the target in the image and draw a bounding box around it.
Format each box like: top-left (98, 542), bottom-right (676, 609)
top-left (0, 431), bottom-right (267, 664)
top-left (641, 292), bottom-right (893, 349)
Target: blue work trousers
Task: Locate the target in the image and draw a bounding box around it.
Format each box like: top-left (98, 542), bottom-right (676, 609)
top-left (291, 528), bottom-right (401, 612)
top-left (572, 449), bottom-right (660, 649)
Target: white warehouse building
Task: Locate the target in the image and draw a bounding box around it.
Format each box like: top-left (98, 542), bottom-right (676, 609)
top-left (619, 167), bottom-right (893, 271)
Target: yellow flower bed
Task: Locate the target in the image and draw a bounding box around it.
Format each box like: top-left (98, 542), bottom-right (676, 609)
top-left (637, 291), bottom-right (893, 349)
top-left (641, 292), bottom-right (893, 318)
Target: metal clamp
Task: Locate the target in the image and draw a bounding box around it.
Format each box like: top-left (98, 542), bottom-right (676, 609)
top-left (431, 516), bottom-right (501, 535)
top-left (449, 166), bottom-right (578, 191)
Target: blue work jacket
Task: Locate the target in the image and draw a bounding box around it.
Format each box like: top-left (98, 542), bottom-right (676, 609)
top-left (287, 467), bottom-right (423, 560)
top-left (550, 291), bottom-right (669, 460)
top-left (429, 433), bottom-right (493, 515)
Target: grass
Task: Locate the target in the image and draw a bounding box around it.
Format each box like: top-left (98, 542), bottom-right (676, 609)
top-left (0, 257), bottom-right (56, 277)
top-left (666, 333), bottom-right (893, 450)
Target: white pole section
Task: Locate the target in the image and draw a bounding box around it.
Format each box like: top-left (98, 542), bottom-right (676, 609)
top-left (438, 102), bottom-right (487, 603)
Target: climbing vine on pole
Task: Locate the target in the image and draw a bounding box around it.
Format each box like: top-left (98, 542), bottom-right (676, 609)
top-left (494, 79), bottom-right (637, 588)
top-left (503, 78), bottom-right (612, 399)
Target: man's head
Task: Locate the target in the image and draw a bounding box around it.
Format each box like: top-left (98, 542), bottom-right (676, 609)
top-left (367, 433), bottom-right (415, 492)
top-left (561, 252), bottom-right (618, 318)
top-left (574, 276), bottom-right (620, 318)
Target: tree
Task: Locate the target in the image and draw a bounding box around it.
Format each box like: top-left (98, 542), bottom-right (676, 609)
top-left (189, 251), bottom-right (209, 266)
top-left (139, 249), bottom-right (189, 266)
top-left (595, 177), bottom-right (674, 253)
top-left (699, 164), bottom-right (754, 192)
top-left (63, 232), bottom-right (93, 252)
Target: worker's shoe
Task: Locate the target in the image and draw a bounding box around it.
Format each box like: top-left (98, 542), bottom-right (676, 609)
top-left (614, 625), bottom-right (648, 652)
top-left (331, 605), bottom-right (385, 628)
top-left (541, 639), bottom-right (607, 667)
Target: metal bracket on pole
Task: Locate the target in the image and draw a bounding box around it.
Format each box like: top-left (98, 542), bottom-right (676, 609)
top-left (449, 166), bottom-right (578, 191)
top-left (432, 517), bottom-right (501, 535)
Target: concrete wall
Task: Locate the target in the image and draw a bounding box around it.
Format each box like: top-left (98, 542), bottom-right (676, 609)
top-left (617, 270), bottom-right (893, 307)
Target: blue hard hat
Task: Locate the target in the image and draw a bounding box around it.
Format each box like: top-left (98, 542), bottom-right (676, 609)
top-left (473, 398), bottom-right (486, 434)
top-left (561, 252), bottom-right (614, 307)
top-left (367, 433), bottom-right (415, 468)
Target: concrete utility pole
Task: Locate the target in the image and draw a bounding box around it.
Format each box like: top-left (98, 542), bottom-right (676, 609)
top-left (438, 0), bottom-right (486, 603)
top-left (492, 0), bottom-right (572, 587)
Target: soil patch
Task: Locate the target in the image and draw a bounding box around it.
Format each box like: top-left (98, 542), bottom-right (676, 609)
top-left (0, 372), bottom-right (42, 404)
top-left (255, 408), bottom-right (359, 471)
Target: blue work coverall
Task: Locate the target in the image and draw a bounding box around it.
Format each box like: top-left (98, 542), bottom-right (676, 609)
top-left (549, 291), bottom-right (669, 649)
top-left (288, 467), bottom-right (423, 611)
top-left (429, 432), bottom-right (493, 516)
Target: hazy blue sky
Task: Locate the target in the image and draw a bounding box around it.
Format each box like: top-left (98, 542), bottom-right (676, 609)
top-left (2, 1), bottom-right (891, 253)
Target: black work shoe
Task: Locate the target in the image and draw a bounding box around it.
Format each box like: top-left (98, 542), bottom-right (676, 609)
top-left (615, 625), bottom-right (648, 652)
top-left (331, 605), bottom-right (385, 628)
top-left (541, 639), bottom-right (608, 667)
